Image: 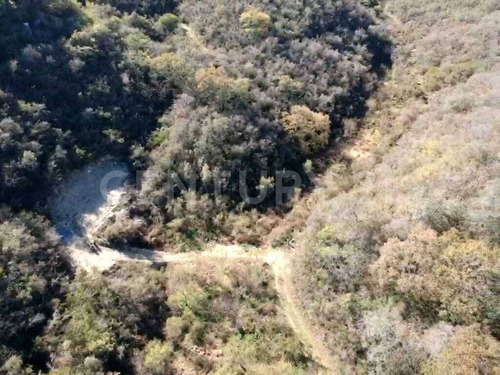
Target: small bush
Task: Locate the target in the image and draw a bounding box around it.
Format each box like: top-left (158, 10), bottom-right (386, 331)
top-left (359, 306), bottom-right (425, 374)
top-left (239, 7), bottom-right (272, 36)
top-left (165, 316), bottom-right (189, 345)
top-left (370, 226), bottom-right (500, 325)
top-left (422, 325), bottom-right (500, 375)
top-left (141, 340), bottom-right (173, 375)
top-left (157, 13), bottom-right (179, 33)
top-left (282, 106), bottom-right (331, 156)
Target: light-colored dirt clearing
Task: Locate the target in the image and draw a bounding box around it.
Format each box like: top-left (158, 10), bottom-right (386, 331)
top-left (50, 159), bottom-right (339, 373)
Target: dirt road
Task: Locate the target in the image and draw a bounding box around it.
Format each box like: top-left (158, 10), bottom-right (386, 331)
top-left (50, 159), bottom-right (338, 373)
top-left (68, 240), bottom-right (338, 373)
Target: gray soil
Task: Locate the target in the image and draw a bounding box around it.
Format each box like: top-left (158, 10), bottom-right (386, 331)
top-left (49, 158), bottom-right (130, 242)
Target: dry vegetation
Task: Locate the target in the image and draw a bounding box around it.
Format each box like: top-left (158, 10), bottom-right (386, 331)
top-left (289, 0), bottom-right (500, 373)
top-left (97, 0), bottom-right (391, 248)
top-left (1, 0), bottom-right (498, 373)
top-left (39, 261), bottom-right (313, 374)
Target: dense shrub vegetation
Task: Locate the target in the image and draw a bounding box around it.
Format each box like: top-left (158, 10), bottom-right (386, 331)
top-left (0, 0), bottom-right (390, 241)
top-left (2, 0), bottom-right (497, 373)
top-left (99, 0), bottom-right (391, 247)
top-left (290, 0), bottom-right (500, 372)
top-left (0, 0), bottom-right (335, 371)
top-left (44, 263), bottom-right (170, 374)
top-left (0, 0), bottom-right (176, 209)
top-left (92, 0), bottom-right (177, 16)
top-left (1, 255), bottom-right (310, 373)
top-left (42, 261), bottom-right (311, 374)
top-left (0, 207), bottom-right (72, 372)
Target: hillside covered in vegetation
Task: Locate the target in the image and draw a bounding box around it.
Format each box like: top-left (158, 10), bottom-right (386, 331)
top-left (0, 0), bottom-right (498, 373)
top-left (0, 0), bottom-right (389, 372)
top-left (288, 0), bottom-right (500, 373)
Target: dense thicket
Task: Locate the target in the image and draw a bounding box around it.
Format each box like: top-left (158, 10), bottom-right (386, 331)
top-left (101, 0), bottom-right (390, 247)
top-left (44, 264), bottom-right (170, 374)
top-left (0, 0), bottom-right (390, 243)
top-left (2, 0), bottom-right (497, 373)
top-left (0, 207), bottom-right (72, 371)
top-left (289, 0), bottom-right (500, 372)
top-left (1, 0), bottom-right (392, 372)
top-left (144, 0), bottom-right (390, 202)
top-left (0, 0), bottom-right (84, 62)
top-left (0, 0), bottom-right (177, 208)
top-left (0, 1), bottom-right (177, 371)
top-left (41, 261), bottom-right (310, 374)
top-left (92, 0), bottom-right (177, 16)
